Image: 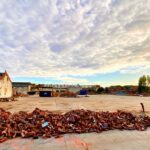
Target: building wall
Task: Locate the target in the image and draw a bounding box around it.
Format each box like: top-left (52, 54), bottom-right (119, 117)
top-left (0, 75), bottom-right (12, 98)
top-left (68, 87), bottom-right (82, 93)
top-left (13, 87), bottom-right (28, 94)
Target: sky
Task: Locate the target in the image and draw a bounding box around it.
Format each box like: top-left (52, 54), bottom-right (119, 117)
top-left (0, 0), bottom-right (150, 86)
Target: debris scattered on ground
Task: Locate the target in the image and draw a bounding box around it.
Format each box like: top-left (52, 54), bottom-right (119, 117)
top-left (0, 108), bottom-right (150, 143)
top-left (60, 91), bottom-right (77, 97)
top-left (0, 97), bottom-right (17, 102)
top-left (51, 91), bottom-right (59, 97)
top-left (140, 102), bottom-right (145, 117)
top-left (14, 93), bottom-right (28, 98)
top-left (42, 122), bottom-right (49, 128)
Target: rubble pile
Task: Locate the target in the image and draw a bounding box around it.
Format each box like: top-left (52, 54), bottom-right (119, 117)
top-left (0, 108), bottom-right (150, 143)
top-left (60, 91), bottom-right (77, 97)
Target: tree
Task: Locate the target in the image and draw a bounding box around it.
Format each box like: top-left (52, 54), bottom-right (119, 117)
top-left (138, 75), bottom-right (150, 93)
top-left (146, 75), bottom-right (150, 92)
top-left (104, 87), bottom-right (109, 93)
top-left (146, 75), bottom-right (150, 86)
top-left (97, 87), bottom-right (104, 94)
top-left (138, 77), bottom-right (143, 93)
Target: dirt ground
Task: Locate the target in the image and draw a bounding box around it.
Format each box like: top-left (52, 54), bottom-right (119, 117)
top-left (0, 95), bottom-right (150, 150)
top-left (1, 94), bottom-right (150, 115)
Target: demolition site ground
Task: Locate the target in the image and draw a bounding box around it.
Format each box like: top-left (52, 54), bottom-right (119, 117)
top-left (0, 95), bottom-right (150, 150)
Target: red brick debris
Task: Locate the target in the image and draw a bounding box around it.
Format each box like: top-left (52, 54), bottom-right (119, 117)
top-left (0, 108), bottom-right (150, 143)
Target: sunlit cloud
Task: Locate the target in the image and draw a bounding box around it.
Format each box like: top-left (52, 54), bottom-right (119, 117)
top-left (0, 0), bottom-right (150, 84)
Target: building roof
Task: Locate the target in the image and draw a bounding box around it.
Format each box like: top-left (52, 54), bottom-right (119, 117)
top-left (0, 71), bottom-right (12, 82)
top-left (12, 82), bottom-right (31, 87)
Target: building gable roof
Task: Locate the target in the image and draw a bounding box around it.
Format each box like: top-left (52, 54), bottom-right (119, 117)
top-left (0, 71), bottom-right (12, 82)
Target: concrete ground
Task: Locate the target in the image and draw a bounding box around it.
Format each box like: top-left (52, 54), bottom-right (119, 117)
top-left (0, 95), bottom-right (150, 150)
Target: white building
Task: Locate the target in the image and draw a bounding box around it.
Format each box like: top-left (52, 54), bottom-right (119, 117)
top-left (0, 71), bottom-right (13, 98)
top-left (12, 82), bottom-right (31, 94)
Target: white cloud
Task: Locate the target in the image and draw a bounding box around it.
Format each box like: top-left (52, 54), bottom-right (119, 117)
top-left (56, 76), bottom-right (89, 84)
top-left (0, 0), bottom-right (150, 82)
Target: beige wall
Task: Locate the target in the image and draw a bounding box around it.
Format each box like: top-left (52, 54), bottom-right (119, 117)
top-left (0, 76), bottom-right (12, 98)
top-left (13, 87), bottom-right (28, 94)
top-left (68, 87), bottom-right (82, 93)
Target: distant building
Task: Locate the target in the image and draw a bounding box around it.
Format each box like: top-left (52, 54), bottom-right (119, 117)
top-left (12, 82), bottom-right (31, 94)
top-left (29, 84), bottom-right (100, 96)
top-left (68, 86), bottom-right (82, 94)
top-left (0, 71), bottom-right (13, 98)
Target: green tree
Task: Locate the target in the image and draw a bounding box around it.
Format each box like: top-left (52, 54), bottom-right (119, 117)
top-left (142, 75), bottom-right (147, 86)
top-left (138, 75), bottom-right (149, 93)
top-left (146, 75), bottom-right (150, 92)
top-left (146, 75), bottom-right (150, 86)
top-left (104, 87), bottom-right (109, 93)
top-left (97, 87), bottom-right (104, 94)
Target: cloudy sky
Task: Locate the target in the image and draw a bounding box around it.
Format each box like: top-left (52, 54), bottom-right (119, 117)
top-left (0, 0), bottom-right (150, 86)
